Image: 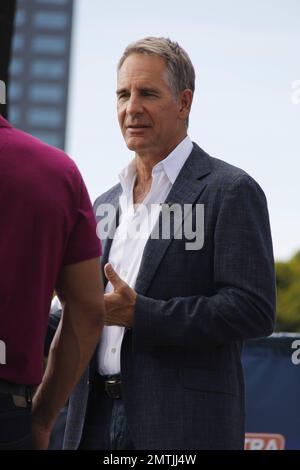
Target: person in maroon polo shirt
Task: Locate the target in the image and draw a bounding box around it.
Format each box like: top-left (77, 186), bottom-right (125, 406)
top-left (0, 115), bottom-right (105, 450)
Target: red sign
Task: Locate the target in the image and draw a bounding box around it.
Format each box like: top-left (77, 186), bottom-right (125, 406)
top-left (245, 433), bottom-right (285, 450)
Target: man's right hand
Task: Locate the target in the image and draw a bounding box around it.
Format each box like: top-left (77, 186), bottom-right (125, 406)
top-left (31, 416), bottom-right (52, 450)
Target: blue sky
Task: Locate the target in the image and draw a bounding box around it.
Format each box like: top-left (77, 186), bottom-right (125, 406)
top-left (66, 0), bottom-right (300, 260)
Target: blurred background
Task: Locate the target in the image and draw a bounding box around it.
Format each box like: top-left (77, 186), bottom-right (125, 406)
top-left (1, 0), bottom-right (300, 330)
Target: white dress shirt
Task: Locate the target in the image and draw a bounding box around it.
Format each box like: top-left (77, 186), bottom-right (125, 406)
top-left (97, 136), bottom-right (193, 375)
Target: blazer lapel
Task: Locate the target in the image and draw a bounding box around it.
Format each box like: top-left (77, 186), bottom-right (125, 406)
top-left (135, 143), bottom-right (212, 295)
top-left (94, 184), bottom-right (122, 286)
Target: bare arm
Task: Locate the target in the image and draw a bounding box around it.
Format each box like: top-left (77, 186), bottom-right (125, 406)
top-left (31, 257), bottom-right (105, 448)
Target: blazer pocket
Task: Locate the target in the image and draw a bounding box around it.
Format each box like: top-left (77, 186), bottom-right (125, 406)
top-left (179, 368), bottom-right (238, 396)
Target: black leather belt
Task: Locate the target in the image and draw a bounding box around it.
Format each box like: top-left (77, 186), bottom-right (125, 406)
top-left (0, 378), bottom-right (34, 408)
top-left (93, 374), bottom-right (122, 399)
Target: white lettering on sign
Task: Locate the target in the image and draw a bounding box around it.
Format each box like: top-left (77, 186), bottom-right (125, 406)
top-left (245, 433), bottom-right (285, 450)
top-left (291, 339), bottom-right (300, 365)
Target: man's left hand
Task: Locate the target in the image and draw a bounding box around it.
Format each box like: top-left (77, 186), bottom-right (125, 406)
top-left (104, 263), bottom-right (136, 328)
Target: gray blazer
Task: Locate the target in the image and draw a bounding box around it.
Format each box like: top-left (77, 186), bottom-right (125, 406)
top-left (49, 143), bottom-right (276, 450)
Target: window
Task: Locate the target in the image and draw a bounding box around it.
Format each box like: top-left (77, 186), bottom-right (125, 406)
top-left (15, 9), bottom-right (26, 27)
top-left (10, 58), bottom-right (23, 76)
top-left (30, 59), bottom-right (65, 79)
top-left (9, 106), bottom-right (21, 125)
top-left (12, 34), bottom-right (25, 53)
top-left (35, 0), bottom-right (68, 5)
top-left (29, 84), bottom-right (64, 103)
top-left (34, 12), bottom-right (68, 30)
top-left (9, 82), bottom-right (22, 101)
top-left (32, 36), bottom-right (66, 54)
top-left (27, 108), bottom-right (63, 127)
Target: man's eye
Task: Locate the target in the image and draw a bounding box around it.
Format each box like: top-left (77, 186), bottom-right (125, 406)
top-left (118, 93), bottom-right (129, 100)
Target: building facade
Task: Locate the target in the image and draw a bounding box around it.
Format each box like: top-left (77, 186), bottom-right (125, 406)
top-left (9, 0), bottom-right (74, 149)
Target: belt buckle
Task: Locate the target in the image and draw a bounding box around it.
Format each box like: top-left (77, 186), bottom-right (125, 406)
top-left (12, 395), bottom-right (27, 408)
top-left (104, 378), bottom-right (121, 399)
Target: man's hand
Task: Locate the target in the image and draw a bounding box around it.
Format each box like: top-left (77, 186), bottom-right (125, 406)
top-left (104, 263), bottom-right (137, 328)
top-left (31, 415), bottom-right (51, 450)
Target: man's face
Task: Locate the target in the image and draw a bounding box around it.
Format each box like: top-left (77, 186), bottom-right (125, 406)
top-left (117, 53), bottom-right (188, 158)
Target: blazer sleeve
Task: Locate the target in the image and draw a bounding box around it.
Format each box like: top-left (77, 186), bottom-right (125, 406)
top-left (133, 175), bottom-right (276, 351)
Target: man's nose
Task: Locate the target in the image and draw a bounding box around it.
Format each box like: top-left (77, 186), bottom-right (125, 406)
top-left (126, 94), bottom-right (143, 115)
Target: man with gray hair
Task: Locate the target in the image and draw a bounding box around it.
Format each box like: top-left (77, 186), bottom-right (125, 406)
top-left (49, 36), bottom-right (275, 450)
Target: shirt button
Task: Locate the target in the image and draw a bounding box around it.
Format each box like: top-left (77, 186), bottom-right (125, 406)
top-left (121, 270), bottom-right (128, 278)
top-left (111, 348), bottom-right (116, 354)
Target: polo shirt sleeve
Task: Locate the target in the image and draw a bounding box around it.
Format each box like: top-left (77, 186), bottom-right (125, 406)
top-left (63, 176), bottom-right (102, 265)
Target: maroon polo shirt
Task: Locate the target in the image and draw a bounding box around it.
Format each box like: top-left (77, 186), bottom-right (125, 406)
top-left (0, 116), bottom-right (101, 385)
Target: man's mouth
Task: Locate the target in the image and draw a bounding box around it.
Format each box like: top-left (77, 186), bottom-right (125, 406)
top-left (126, 124), bottom-right (151, 129)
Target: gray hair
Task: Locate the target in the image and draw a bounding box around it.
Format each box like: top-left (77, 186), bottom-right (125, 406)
top-left (118, 37), bottom-right (195, 125)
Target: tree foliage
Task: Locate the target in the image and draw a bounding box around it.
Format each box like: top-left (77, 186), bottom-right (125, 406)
top-left (276, 251), bottom-right (300, 332)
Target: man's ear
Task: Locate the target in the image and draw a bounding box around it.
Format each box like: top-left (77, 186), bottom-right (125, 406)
top-left (178, 89), bottom-right (193, 120)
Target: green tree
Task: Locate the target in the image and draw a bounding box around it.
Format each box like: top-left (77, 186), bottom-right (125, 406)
top-left (276, 251), bottom-right (300, 332)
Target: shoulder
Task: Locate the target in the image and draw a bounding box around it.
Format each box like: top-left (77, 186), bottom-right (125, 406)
top-left (5, 126), bottom-right (78, 173)
top-left (2, 127), bottom-right (89, 207)
top-left (193, 143), bottom-right (264, 196)
top-left (208, 160), bottom-right (267, 210)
